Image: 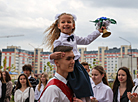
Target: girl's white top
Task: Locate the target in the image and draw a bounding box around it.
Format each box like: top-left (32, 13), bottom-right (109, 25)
top-left (14, 87), bottom-right (34, 102)
top-left (92, 81), bottom-right (113, 102)
top-left (133, 78), bottom-right (138, 86)
top-left (49, 30), bottom-right (100, 64)
top-left (117, 87), bottom-right (120, 102)
top-left (0, 80), bottom-right (2, 98)
top-left (35, 83), bottom-right (44, 100)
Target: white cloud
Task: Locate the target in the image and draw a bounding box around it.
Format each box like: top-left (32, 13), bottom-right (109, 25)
top-left (0, 0), bottom-right (138, 51)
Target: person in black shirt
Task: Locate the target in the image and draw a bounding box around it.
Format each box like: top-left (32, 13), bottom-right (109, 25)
top-left (22, 64), bottom-right (37, 91)
top-left (34, 75), bottom-right (39, 85)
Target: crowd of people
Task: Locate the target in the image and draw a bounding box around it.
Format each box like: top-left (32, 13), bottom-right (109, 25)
top-left (0, 49), bottom-right (138, 102)
top-left (0, 12), bottom-right (138, 102)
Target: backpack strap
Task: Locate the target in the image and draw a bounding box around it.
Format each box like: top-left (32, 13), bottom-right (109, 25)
top-left (28, 87), bottom-right (31, 100)
top-left (39, 79), bottom-right (73, 102)
top-left (133, 85), bottom-right (138, 93)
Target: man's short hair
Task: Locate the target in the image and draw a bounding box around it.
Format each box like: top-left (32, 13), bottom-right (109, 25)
top-left (81, 62), bottom-right (89, 66)
top-left (22, 64), bottom-right (32, 72)
top-left (53, 46), bottom-right (73, 53)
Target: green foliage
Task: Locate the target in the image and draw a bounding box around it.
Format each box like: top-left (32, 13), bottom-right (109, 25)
top-left (89, 64), bottom-right (92, 69)
top-left (0, 58), bottom-right (16, 73)
top-left (92, 58), bottom-right (101, 68)
top-left (44, 65), bottom-right (46, 72)
top-left (0, 66), bottom-right (3, 70)
top-left (47, 62), bottom-right (54, 71)
top-left (3, 58), bottom-right (6, 71)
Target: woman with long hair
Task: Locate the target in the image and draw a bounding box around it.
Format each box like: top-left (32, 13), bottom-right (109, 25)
top-left (0, 70), bottom-right (6, 102)
top-left (112, 66), bottom-right (134, 102)
top-left (91, 66), bottom-right (113, 102)
top-left (14, 74), bottom-right (34, 102)
top-left (35, 73), bottom-right (48, 101)
top-left (2, 71), bottom-right (12, 102)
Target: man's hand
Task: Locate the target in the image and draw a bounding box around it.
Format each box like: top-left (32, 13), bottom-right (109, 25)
top-left (90, 97), bottom-right (98, 102)
top-left (73, 97), bottom-right (83, 102)
top-left (50, 52), bottom-right (65, 60)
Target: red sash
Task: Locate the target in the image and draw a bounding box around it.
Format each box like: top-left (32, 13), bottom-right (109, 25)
top-left (39, 79), bottom-right (73, 102)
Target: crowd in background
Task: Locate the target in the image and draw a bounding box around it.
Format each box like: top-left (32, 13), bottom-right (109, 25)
top-left (0, 63), bottom-right (138, 102)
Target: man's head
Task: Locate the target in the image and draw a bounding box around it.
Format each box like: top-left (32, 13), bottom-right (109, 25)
top-left (22, 64), bottom-right (32, 77)
top-left (53, 46), bottom-right (75, 74)
top-left (81, 62), bottom-right (90, 73)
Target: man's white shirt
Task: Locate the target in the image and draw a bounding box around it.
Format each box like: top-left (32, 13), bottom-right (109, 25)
top-left (40, 72), bottom-right (70, 102)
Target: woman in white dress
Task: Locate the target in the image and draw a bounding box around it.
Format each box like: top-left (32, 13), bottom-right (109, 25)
top-left (35, 73), bottom-right (48, 101)
top-left (14, 73), bottom-right (34, 102)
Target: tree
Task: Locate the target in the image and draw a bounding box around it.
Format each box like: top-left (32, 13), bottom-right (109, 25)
top-left (43, 62), bottom-right (54, 78)
top-left (44, 65), bottom-right (46, 72)
top-left (3, 58), bottom-right (6, 71)
top-left (92, 58), bottom-right (101, 68)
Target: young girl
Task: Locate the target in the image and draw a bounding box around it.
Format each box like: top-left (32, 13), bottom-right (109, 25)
top-left (35, 73), bottom-right (48, 101)
top-left (44, 12), bottom-right (105, 99)
top-left (0, 70), bottom-right (6, 102)
top-left (2, 71), bottom-right (12, 102)
top-left (14, 74), bottom-right (34, 102)
top-left (90, 66), bottom-right (113, 102)
top-left (112, 67), bottom-right (134, 102)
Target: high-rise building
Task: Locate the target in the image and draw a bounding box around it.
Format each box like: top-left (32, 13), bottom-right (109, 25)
top-left (1, 45), bottom-right (138, 79)
top-left (1, 46), bottom-right (53, 75)
top-left (84, 45), bottom-right (138, 78)
top-left (78, 47), bottom-right (87, 62)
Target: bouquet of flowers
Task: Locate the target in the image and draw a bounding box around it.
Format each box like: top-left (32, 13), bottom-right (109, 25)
top-left (90, 17), bottom-right (117, 29)
top-left (90, 17), bottom-right (117, 38)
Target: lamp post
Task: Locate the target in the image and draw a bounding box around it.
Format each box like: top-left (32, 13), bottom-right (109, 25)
top-left (119, 37), bottom-right (133, 77)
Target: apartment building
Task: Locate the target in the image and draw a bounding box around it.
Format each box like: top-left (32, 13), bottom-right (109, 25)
top-left (1, 46), bottom-right (53, 74)
top-left (1, 45), bottom-right (138, 79)
top-left (84, 45), bottom-right (138, 78)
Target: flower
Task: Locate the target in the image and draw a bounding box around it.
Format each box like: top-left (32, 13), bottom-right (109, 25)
top-left (90, 17), bottom-right (117, 28)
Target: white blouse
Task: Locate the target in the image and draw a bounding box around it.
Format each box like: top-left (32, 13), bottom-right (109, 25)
top-left (35, 84), bottom-right (44, 100)
top-left (0, 81), bottom-right (2, 98)
top-left (49, 30), bottom-right (100, 64)
top-left (133, 78), bottom-right (138, 86)
top-left (92, 81), bottom-right (113, 102)
top-left (14, 87), bottom-right (34, 102)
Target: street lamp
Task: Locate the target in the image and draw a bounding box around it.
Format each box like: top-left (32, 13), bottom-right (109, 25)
top-left (119, 37), bottom-right (133, 77)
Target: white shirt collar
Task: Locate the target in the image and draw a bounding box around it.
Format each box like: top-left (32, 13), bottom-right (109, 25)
top-left (92, 81), bottom-right (103, 89)
top-left (55, 72), bottom-right (67, 84)
top-left (28, 75), bottom-right (31, 79)
top-left (60, 32), bottom-right (74, 38)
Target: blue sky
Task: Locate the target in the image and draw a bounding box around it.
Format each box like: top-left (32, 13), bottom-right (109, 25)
top-left (0, 0), bottom-right (138, 51)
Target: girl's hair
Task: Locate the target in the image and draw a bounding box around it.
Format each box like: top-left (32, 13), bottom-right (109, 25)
top-left (38, 73), bottom-right (48, 91)
top-left (43, 13), bottom-right (76, 51)
top-left (93, 66), bottom-right (108, 85)
top-left (112, 67), bottom-right (134, 94)
top-left (3, 71), bottom-right (11, 82)
top-left (16, 74), bottom-right (32, 90)
top-left (0, 70), bottom-right (4, 83)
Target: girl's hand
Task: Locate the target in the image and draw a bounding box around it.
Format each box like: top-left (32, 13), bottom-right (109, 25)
top-left (50, 52), bottom-right (65, 60)
top-left (73, 97), bottom-right (83, 102)
top-left (98, 26), bottom-right (106, 33)
top-left (127, 92), bottom-right (138, 102)
top-left (90, 97), bottom-right (98, 102)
